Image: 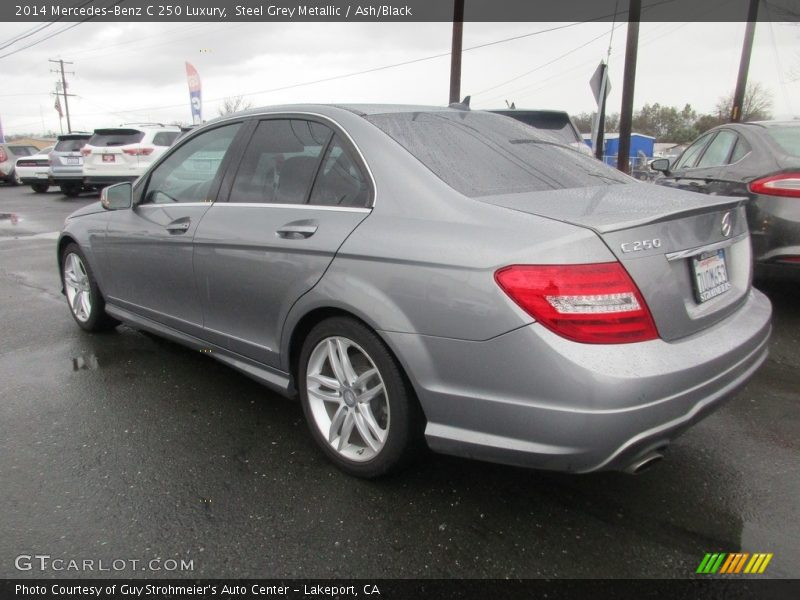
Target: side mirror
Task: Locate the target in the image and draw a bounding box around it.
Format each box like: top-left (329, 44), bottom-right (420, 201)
top-left (649, 158), bottom-right (671, 175)
top-left (100, 182), bottom-right (132, 210)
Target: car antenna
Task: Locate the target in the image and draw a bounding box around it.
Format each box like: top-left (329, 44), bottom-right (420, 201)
top-left (448, 95), bottom-right (471, 110)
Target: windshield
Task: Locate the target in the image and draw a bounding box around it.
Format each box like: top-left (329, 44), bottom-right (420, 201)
top-left (55, 138), bottom-right (90, 152)
top-left (88, 129), bottom-right (145, 147)
top-left (366, 111), bottom-right (629, 197)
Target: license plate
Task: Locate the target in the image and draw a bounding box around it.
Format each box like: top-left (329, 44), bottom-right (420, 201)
top-left (692, 250), bottom-right (731, 303)
top-left (65, 157), bottom-right (80, 165)
top-left (102, 154), bottom-right (115, 163)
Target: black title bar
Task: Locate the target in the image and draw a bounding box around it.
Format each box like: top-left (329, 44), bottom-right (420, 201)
top-left (4, 0), bottom-right (800, 22)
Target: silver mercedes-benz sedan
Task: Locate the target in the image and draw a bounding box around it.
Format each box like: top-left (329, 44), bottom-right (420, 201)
top-left (58, 104), bottom-right (772, 478)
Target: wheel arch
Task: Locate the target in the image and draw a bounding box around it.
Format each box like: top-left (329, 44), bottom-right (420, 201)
top-left (284, 305), bottom-right (427, 420)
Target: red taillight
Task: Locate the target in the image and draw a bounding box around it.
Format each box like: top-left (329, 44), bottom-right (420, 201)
top-left (0, 148), bottom-right (7, 162)
top-left (80, 148), bottom-right (92, 156)
top-left (495, 263), bottom-right (659, 344)
top-left (749, 172), bottom-right (800, 198)
top-left (122, 146), bottom-right (154, 156)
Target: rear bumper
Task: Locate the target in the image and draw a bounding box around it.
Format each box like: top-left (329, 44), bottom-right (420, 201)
top-left (382, 289), bottom-right (772, 473)
top-left (19, 176), bottom-right (49, 185)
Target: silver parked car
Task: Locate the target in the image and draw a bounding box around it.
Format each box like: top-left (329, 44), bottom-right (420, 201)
top-left (58, 105), bottom-right (772, 478)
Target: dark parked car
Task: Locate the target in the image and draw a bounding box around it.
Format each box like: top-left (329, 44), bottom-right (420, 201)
top-left (58, 105), bottom-right (770, 478)
top-left (652, 121), bottom-right (800, 279)
top-left (489, 109), bottom-right (593, 156)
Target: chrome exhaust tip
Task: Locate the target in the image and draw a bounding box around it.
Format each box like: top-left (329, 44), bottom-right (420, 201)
top-left (624, 451), bottom-right (664, 475)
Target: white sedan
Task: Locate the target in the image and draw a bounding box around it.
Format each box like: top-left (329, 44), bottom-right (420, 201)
top-left (15, 146), bottom-right (54, 193)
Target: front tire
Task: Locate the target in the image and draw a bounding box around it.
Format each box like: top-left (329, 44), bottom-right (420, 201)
top-left (298, 317), bottom-right (424, 478)
top-left (61, 243), bottom-right (118, 332)
top-left (31, 183), bottom-right (49, 193)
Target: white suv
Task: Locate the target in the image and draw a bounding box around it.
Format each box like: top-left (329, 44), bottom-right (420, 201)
top-left (82, 124), bottom-right (181, 187)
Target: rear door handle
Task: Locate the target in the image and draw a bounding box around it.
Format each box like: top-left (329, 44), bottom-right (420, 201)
top-left (277, 222), bottom-right (318, 239)
top-left (165, 219), bottom-right (191, 233)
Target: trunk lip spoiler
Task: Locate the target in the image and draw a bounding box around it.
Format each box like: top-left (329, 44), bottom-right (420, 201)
top-left (665, 231), bottom-right (749, 262)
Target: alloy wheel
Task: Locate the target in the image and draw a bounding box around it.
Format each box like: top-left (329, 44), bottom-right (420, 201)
top-left (63, 252), bottom-right (92, 322)
top-left (306, 336), bottom-right (390, 462)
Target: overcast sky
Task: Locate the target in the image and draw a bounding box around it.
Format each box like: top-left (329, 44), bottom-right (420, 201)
top-left (0, 20), bottom-right (798, 136)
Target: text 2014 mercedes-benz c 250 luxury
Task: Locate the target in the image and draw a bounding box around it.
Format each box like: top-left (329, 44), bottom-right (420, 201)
top-left (58, 105), bottom-right (772, 477)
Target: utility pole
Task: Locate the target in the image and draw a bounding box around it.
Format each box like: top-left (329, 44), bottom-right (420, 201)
top-left (731, 0), bottom-right (759, 122)
top-left (449, 0), bottom-right (464, 104)
top-left (617, 0), bottom-right (641, 175)
top-left (49, 58), bottom-right (75, 133)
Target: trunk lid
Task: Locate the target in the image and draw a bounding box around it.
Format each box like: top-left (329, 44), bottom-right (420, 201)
top-left (480, 183), bottom-right (752, 341)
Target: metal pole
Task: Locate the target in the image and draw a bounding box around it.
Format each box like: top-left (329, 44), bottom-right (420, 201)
top-left (731, 0), bottom-right (759, 122)
top-left (617, 0), bottom-right (640, 174)
top-left (449, 0), bottom-right (464, 104)
top-left (594, 64), bottom-right (608, 161)
top-left (50, 59), bottom-right (74, 133)
top-left (59, 60), bottom-right (72, 133)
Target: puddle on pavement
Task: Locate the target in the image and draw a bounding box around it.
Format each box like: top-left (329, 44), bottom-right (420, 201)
top-left (0, 213), bottom-right (21, 225)
top-left (72, 354), bottom-right (99, 371)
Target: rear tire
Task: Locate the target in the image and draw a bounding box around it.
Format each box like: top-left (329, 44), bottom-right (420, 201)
top-left (31, 183), bottom-right (49, 193)
top-left (60, 183), bottom-right (82, 198)
top-left (60, 243), bottom-right (119, 332)
top-left (298, 317), bottom-right (425, 478)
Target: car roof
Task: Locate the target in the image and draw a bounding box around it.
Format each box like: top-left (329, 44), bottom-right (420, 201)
top-left (215, 103), bottom-right (470, 122)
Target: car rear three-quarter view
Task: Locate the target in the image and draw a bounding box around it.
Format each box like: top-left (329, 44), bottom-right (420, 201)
top-left (57, 105), bottom-right (772, 478)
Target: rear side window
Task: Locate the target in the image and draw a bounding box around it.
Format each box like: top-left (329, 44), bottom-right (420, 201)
top-left (89, 129), bottom-right (145, 147)
top-left (309, 135), bottom-right (370, 207)
top-left (729, 137), bottom-right (751, 163)
top-left (366, 111), bottom-right (628, 197)
top-left (152, 131), bottom-right (180, 147)
top-left (229, 119), bottom-right (331, 204)
top-left (766, 126), bottom-right (800, 158)
top-left (54, 138), bottom-right (90, 152)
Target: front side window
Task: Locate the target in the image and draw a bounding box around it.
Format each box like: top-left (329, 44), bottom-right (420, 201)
top-left (142, 123), bottom-right (241, 205)
top-left (696, 130), bottom-right (737, 168)
top-left (674, 133), bottom-right (714, 170)
top-left (309, 136), bottom-right (370, 207)
top-left (229, 119), bottom-right (331, 204)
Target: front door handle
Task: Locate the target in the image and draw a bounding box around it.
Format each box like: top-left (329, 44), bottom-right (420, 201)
top-left (165, 219), bottom-right (191, 233)
top-left (277, 221), bottom-right (318, 239)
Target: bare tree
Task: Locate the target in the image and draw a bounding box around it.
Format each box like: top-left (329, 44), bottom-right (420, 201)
top-left (217, 95), bottom-right (253, 116)
top-left (714, 82), bottom-right (773, 122)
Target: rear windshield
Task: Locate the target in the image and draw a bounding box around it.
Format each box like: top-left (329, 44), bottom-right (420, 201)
top-left (7, 146), bottom-right (38, 157)
top-left (55, 138), bottom-right (90, 152)
top-left (493, 111), bottom-right (580, 144)
top-left (366, 111), bottom-right (629, 197)
top-left (766, 126), bottom-right (800, 158)
top-left (88, 129), bottom-right (145, 147)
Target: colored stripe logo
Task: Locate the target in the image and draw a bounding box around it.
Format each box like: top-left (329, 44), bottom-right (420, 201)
top-left (697, 552), bottom-right (773, 574)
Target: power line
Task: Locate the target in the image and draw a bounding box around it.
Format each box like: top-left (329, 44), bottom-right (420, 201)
top-left (0, 0), bottom-right (122, 60)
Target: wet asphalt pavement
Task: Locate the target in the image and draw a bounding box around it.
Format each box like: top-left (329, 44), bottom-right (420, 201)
top-left (0, 184), bottom-right (798, 580)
